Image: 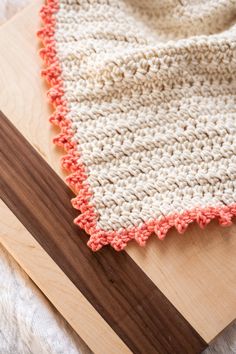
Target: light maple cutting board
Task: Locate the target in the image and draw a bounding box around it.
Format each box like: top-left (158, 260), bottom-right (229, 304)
top-left (0, 2), bottom-right (236, 353)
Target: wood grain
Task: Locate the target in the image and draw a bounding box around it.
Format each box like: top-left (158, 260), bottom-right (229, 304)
top-left (0, 112), bottom-right (207, 353)
top-left (0, 200), bottom-right (129, 354)
top-left (0, 0), bottom-right (235, 347)
top-left (127, 218), bottom-right (236, 341)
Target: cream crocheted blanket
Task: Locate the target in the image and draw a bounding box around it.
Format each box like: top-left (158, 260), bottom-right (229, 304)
top-left (38, 0), bottom-right (236, 251)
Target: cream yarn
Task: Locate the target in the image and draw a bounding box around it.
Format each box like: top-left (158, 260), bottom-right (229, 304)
top-left (39, 0), bottom-right (236, 250)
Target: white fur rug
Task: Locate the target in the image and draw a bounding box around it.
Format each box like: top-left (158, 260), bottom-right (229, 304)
top-left (0, 245), bottom-right (89, 354)
top-left (0, 1), bottom-right (235, 353)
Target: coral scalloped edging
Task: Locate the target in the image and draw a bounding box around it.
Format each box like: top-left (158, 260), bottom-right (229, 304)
top-left (37, 0), bottom-right (236, 252)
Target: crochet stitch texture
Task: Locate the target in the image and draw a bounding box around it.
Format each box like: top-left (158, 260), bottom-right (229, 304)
top-left (38, 0), bottom-right (236, 251)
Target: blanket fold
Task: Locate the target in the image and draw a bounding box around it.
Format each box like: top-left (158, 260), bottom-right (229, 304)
top-left (38, 0), bottom-right (236, 251)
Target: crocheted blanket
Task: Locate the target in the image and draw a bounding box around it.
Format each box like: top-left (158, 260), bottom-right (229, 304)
top-left (38, 0), bottom-right (236, 251)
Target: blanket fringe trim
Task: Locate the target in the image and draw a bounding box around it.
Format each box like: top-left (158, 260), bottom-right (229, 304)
top-left (37, 0), bottom-right (236, 251)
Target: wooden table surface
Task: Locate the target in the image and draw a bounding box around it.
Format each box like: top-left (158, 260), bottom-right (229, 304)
top-left (0, 1), bottom-right (236, 353)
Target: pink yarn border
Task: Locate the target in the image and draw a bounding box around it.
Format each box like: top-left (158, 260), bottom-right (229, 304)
top-left (37, 0), bottom-right (236, 251)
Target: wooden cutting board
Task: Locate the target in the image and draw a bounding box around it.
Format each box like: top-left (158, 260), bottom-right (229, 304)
top-left (0, 2), bottom-right (236, 353)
